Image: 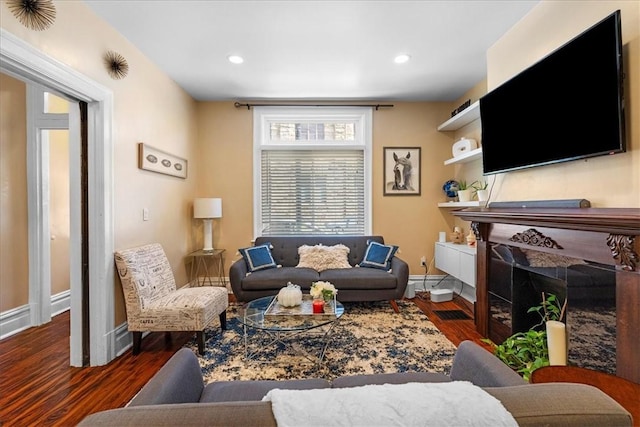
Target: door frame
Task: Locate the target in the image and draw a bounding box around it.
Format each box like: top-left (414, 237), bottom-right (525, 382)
top-left (1, 29), bottom-right (115, 366)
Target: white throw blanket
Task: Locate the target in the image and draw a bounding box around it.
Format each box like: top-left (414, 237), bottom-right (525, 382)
top-left (262, 381), bottom-right (518, 427)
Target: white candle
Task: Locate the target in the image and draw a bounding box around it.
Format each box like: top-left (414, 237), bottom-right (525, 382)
top-left (546, 320), bottom-right (567, 366)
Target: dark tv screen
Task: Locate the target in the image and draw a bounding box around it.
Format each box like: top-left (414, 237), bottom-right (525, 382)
top-left (480, 10), bottom-right (625, 175)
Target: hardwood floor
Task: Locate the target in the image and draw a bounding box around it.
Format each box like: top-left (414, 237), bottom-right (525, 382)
top-left (0, 292), bottom-right (487, 426)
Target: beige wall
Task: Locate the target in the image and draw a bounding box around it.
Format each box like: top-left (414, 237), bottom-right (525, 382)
top-left (1, 1), bottom-right (199, 325)
top-left (50, 129), bottom-right (70, 296)
top-left (196, 101), bottom-right (457, 275)
top-left (480, 1), bottom-right (639, 208)
top-left (0, 73), bottom-right (28, 311)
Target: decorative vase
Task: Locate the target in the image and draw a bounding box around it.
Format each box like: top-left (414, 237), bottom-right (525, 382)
top-left (277, 283), bottom-right (302, 307)
top-left (457, 189), bottom-right (474, 202)
top-left (466, 230), bottom-right (476, 247)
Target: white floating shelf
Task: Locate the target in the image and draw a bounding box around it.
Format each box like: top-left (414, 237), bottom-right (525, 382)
top-left (437, 100), bottom-right (480, 131)
top-left (438, 201), bottom-right (487, 208)
top-left (444, 147), bottom-right (483, 165)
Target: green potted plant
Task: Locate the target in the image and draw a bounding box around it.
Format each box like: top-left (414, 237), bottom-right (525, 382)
top-left (482, 293), bottom-right (566, 382)
top-left (472, 181), bottom-right (489, 202)
top-left (456, 180), bottom-right (478, 202)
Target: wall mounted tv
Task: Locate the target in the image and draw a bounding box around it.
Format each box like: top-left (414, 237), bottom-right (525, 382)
top-left (479, 10), bottom-right (625, 175)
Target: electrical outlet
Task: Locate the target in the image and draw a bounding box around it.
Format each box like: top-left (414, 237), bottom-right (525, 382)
top-left (420, 256), bottom-right (426, 266)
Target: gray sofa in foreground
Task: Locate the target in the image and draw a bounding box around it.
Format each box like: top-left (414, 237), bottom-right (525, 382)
top-left (229, 235), bottom-right (409, 311)
top-left (78, 340), bottom-right (632, 426)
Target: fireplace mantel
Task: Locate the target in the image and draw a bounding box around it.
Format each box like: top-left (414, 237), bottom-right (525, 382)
top-left (452, 207), bottom-right (640, 383)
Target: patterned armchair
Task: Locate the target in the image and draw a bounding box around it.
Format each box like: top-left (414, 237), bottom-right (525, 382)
top-left (114, 243), bottom-right (228, 355)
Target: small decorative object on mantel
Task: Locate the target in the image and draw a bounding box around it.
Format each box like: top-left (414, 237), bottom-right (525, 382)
top-left (466, 230), bottom-right (476, 247)
top-left (7, 0), bottom-right (56, 31)
top-left (104, 50), bottom-right (129, 80)
top-left (450, 226), bottom-right (463, 244)
top-left (277, 283), bottom-right (303, 308)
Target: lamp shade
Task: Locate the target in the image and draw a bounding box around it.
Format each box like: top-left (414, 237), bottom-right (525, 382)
top-left (194, 198), bottom-right (222, 219)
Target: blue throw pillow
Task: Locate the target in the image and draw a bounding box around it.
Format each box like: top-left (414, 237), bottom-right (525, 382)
top-left (239, 243), bottom-right (277, 273)
top-left (358, 241), bottom-right (398, 271)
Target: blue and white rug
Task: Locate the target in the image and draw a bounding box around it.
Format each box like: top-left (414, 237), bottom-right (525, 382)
top-left (186, 300), bottom-right (457, 382)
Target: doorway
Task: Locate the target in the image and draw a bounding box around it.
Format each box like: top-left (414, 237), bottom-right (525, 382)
top-left (1, 29), bottom-right (114, 366)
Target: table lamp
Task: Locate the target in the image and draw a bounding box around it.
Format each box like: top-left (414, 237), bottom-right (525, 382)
top-left (194, 198), bottom-right (222, 251)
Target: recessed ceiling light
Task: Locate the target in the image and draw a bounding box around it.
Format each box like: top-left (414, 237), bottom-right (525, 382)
top-left (394, 54), bottom-right (411, 64)
top-left (228, 55), bottom-right (244, 64)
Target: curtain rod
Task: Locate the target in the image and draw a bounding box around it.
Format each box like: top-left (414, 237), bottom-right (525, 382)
top-left (234, 102), bottom-right (394, 110)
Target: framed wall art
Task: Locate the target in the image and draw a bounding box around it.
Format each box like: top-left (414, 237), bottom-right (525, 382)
top-left (383, 147), bottom-right (421, 196)
top-left (138, 143), bottom-right (188, 179)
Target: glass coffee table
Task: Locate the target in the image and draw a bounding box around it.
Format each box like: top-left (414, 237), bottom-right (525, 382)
top-left (237, 295), bottom-right (344, 368)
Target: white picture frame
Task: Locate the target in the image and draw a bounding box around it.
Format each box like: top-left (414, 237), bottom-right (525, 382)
top-left (138, 142), bottom-right (188, 179)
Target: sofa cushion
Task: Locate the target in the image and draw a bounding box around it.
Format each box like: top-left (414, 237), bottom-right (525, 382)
top-left (201, 379), bottom-right (331, 402)
top-left (320, 267), bottom-right (398, 290)
top-left (241, 267), bottom-right (320, 290)
top-left (296, 244), bottom-right (352, 272)
top-left (239, 243), bottom-right (278, 273)
top-left (358, 241), bottom-right (398, 271)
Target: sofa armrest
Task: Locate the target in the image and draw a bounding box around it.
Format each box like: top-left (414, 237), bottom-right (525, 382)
top-left (128, 348), bottom-right (205, 406)
top-left (450, 340), bottom-right (525, 387)
top-left (78, 402), bottom-right (278, 427)
top-left (390, 256), bottom-right (409, 295)
top-left (229, 258), bottom-right (249, 299)
top-left (485, 384), bottom-right (632, 426)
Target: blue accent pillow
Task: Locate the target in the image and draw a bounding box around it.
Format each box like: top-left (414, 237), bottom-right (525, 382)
top-left (239, 243), bottom-right (277, 273)
top-left (359, 241), bottom-right (398, 271)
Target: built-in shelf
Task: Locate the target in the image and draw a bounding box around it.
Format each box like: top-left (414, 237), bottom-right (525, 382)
top-left (444, 147), bottom-right (483, 165)
top-left (438, 201), bottom-right (487, 208)
top-left (437, 100), bottom-right (480, 131)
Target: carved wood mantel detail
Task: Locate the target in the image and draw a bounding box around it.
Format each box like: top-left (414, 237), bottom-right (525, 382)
top-left (509, 228), bottom-right (563, 249)
top-left (606, 234), bottom-right (638, 271)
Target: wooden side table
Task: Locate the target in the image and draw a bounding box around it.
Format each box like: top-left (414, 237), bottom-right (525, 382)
top-left (531, 365), bottom-right (640, 425)
top-left (187, 249), bottom-right (226, 287)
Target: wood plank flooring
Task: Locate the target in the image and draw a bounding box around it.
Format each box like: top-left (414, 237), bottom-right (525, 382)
top-left (0, 292), bottom-right (487, 426)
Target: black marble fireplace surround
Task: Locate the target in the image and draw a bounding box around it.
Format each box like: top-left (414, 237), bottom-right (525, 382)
top-left (452, 207), bottom-right (640, 383)
top-left (489, 243), bottom-right (617, 373)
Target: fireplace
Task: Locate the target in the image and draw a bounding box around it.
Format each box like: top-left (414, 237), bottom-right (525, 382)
top-left (488, 243), bottom-right (617, 373)
top-left (452, 207), bottom-right (640, 383)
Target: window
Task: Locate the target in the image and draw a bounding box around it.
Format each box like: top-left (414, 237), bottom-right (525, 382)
top-left (254, 107), bottom-right (372, 236)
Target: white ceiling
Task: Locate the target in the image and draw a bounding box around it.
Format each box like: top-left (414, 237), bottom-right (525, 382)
top-left (84, 0), bottom-right (540, 102)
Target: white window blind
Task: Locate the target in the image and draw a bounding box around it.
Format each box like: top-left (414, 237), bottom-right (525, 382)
top-left (261, 150), bottom-right (365, 235)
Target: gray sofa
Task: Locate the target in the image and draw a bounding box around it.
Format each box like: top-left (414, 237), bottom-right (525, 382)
top-left (78, 340), bottom-right (632, 426)
top-left (229, 235), bottom-right (409, 311)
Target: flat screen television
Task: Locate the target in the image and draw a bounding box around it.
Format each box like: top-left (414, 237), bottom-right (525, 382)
top-left (479, 10), bottom-right (625, 175)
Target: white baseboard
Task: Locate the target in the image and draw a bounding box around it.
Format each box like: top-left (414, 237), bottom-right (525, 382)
top-left (0, 305), bottom-right (31, 339)
top-left (0, 289), bottom-right (71, 340)
top-left (52, 289), bottom-right (71, 316)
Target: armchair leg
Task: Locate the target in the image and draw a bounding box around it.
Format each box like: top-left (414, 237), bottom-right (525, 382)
top-left (389, 300), bottom-right (400, 313)
top-left (132, 332), bottom-right (142, 355)
top-left (219, 311), bottom-right (227, 330)
top-left (196, 331), bottom-right (205, 355)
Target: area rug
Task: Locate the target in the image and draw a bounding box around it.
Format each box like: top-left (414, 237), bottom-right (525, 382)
top-left (185, 300), bottom-right (458, 383)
